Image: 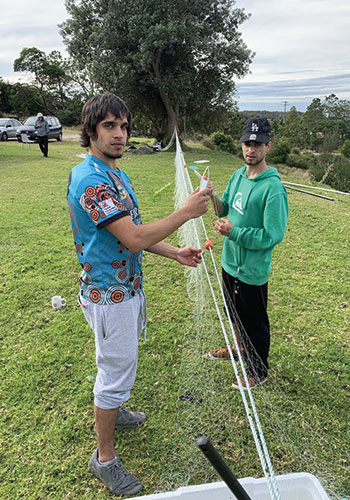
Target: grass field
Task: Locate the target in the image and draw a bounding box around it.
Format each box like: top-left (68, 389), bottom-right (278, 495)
top-left (0, 136), bottom-right (349, 499)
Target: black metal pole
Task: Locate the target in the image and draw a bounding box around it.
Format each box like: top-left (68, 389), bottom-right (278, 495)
top-left (284, 185), bottom-right (334, 201)
top-left (196, 435), bottom-right (253, 500)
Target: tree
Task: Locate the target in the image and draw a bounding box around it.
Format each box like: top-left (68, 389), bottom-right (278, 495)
top-left (13, 47), bottom-right (69, 114)
top-left (323, 93), bottom-right (350, 120)
top-left (302, 98), bottom-right (325, 131)
top-left (0, 79), bottom-right (45, 118)
top-left (13, 47), bottom-right (87, 123)
top-left (224, 111), bottom-right (244, 139)
top-left (301, 95), bottom-right (350, 151)
top-left (0, 79), bottom-right (13, 115)
top-left (281, 106), bottom-right (309, 149)
top-left (9, 83), bottom-right (45, 118)
top-left (60, 0), bottom-right (253, 139)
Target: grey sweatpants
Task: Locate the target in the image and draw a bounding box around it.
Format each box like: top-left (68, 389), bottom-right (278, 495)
top-left (79, 291), bottom-right (147, 409)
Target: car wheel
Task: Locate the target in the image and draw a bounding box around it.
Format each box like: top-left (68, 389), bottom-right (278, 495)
top-left (57, 131), bottom-right (62, 141)
top-left (1, 132), bottom-right (8, 141)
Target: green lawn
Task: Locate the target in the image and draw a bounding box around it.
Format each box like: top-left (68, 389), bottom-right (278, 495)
top-left (0, 137), bottom-right (349, 499)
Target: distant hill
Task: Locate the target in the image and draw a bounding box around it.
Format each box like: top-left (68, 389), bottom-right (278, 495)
top-left (239, 110), bottom-right (303, 121)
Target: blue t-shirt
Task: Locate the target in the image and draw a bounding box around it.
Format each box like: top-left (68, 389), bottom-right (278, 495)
top-left (67, 154), bottom-right (143, 304)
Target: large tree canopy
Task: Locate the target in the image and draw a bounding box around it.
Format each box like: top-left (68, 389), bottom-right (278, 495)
top-left (13, 46), bottom-right (98, 121)
top-left (13, 47), bottom-right (69, 114)
top-left (60, 0), bottom-right (253, 138)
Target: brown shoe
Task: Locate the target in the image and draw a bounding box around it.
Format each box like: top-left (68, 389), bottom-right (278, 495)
top-left (232, 375), bottom-right (267, 390)
top-left (208, 345), bottom-right (239, 360)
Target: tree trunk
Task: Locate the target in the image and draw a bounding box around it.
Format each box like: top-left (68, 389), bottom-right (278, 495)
top-left (152, 50), bottom-right (177, 138)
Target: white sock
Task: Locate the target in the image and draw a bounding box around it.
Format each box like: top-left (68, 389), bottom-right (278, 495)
top-left (98, 456), bottom-right (117, 466)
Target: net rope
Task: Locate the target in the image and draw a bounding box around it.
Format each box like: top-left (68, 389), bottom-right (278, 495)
top-left (154, 129), bottom-right (176, 152)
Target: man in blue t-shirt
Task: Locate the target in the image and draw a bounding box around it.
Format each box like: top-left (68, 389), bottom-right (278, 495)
top-left (68, 154), bottom-right (144, 304)
top-left (67, 92), bottom-right (211, 496)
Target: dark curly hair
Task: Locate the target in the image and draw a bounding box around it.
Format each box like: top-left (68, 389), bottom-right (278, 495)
top-left (80, 93), bottom-right (132, 148)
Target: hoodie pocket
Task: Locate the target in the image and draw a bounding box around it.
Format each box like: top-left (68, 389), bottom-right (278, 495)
top-left (241, 247), bottom-right (271, 281)
top-left (223, 239), bottom-right (241, 273)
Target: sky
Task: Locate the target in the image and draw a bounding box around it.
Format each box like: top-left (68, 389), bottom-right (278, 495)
top-left (234, 0), bottom-right (350, 111)
top-left (1, 0), bottom-right (350, 113)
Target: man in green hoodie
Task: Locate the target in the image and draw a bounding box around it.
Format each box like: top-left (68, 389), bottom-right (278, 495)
top-left (208, 117), bottom-right (288, 389)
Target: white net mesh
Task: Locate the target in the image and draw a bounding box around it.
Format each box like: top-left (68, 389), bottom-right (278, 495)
top-left (154, 132), bottom-right (349, 500)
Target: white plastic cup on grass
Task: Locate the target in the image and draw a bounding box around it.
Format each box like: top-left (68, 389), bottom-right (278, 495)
top-left (51, 295), bottom-right (67, 309)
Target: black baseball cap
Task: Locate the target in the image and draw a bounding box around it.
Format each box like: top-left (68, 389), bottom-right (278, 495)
top-left (239, 117), bottom-right (271, 143)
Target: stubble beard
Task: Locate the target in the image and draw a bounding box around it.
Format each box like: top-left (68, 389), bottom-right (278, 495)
top-left (244, 156), bottom-right (258, 166)
top-left (244, 152), bottom-right (266, 167)
top-left (103, 151), bottom-right (124, 160)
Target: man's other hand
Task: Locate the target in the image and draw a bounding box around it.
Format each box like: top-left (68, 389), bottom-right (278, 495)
top-left (215, 218), bottom-right (233, 237)
top-left (176, 246), bottom-right (203, 267)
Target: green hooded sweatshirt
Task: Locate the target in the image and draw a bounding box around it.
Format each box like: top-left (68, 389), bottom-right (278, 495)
top-left (220, 165), bottom-right (288, 286)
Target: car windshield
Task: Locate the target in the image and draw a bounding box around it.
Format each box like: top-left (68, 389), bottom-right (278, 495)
top-left (24, 117), bottom-right (37, 126)
top-left (0, 119), bottom-right (8, 126)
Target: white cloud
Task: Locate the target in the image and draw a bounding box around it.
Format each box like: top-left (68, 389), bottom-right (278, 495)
top-left (0, 1), bottom-right (68, 82)
top-left (235, 0), bottom-right (350, 80)
top-left (233, 0), bottom-right (350, 109)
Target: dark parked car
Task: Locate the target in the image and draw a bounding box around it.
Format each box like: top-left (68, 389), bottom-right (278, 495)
top-left (0, 118), bottom-right (22, 140)
top-left (16, 116), bottom-right (62, 142)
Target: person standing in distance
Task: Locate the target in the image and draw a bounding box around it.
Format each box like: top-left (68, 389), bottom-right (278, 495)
top-left (34, 113), bottom-right (49, 157)
top-left (208, 117), bottom-right (288, 389)
top-left (67, 92), bottom-right (211, 496)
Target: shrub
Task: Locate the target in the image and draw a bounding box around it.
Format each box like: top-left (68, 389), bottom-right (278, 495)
top-left (326, 158), bottom-right (350, 192)
top-left (340, 139), bottom-right (350, 158)
top-left (202, 136), bottom-right (215, 150)
top-left (310, 154), bottom-right (350, 192)
top-left (310, 162), bottom-right (326, 183)
top-left (286, 153), bottom-right (315, 170)
top-left (211, 131), bottom-right (237, 154)
top-left (267, 136), bottom-right (291, 164)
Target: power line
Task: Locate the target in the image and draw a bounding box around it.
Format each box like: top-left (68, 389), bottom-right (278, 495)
top-left (282, 101), bottom-right (288, 119)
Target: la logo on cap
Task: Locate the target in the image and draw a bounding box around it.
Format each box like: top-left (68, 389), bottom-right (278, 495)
top-left (251, 123), bottom-right (259, 132)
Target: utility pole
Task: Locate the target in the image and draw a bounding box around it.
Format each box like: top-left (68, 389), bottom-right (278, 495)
top-left (282, 101), bottom-right (288, 120)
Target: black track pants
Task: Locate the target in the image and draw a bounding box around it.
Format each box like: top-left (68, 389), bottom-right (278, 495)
top-left (38, 135), bottom-right (48, 157)
top-left (222, 268), bottom-right (270, 378)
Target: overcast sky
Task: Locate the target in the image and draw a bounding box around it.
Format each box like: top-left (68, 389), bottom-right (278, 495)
top-left (234, 0), bottom-right (350, 111)
top-left (1, 0), bottom-right (350, 112)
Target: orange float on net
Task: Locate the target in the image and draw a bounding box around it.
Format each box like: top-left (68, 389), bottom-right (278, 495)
top-left (204, 240), bottom-right (214, 250)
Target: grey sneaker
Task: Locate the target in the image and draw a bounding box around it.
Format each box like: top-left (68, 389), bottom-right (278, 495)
top-left (115, 407), bottom-right (146, 431)
top-left (88, 449), bottom-right (143, 496)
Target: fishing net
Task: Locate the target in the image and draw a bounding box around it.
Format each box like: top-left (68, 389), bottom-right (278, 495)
top-left (153, 132), bottom-right (349, 500)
